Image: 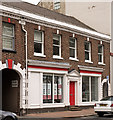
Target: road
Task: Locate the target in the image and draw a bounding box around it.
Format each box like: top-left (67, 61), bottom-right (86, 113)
top-left (19, 114), bottom-right (113, 120)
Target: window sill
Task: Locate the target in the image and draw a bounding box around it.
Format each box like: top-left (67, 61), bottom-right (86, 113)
top-left (98, 62), bottom-right (106, 66)
top-left (34, 53), bottom-right (46, 57)
top-left (85, 60), bottom-right (93, 64)
top-left (2, 49), bottom-right (16, 53)
top-left (53, 55), bottom-right (63, 60)
top-left (69, 57), bottom-right (79, 61)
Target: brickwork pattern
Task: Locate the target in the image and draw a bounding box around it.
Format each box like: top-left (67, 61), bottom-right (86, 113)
top-left (2, 16), bottom-right (110, 81)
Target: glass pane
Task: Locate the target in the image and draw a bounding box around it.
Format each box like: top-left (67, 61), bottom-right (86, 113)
top-left (85, 51), bottom-right (89, 60)
top-left (82, 76), bottom-right (89, 102)
top-left (34, 31), bottom-right (42, 42)
top-left (85, 42), bottom-right (89, 50)
top-left (53, 34), bottom-right (60, 41)
top-left (3, 23), bottom-right (14, 36)
top-left (70, 48), bottom-right (75, 58)
top-left (53, 46), bottom-right (59, 55)
top-left (43, 74), bottom-right (53, 103)
top-left (91, 77), bottom-right (98, 101)
top-left (53, 39), bottom-right (59, 45)
top-left (2, 36), bottom-right (13, 50)
top-left (69, 38), bottom-right (75, 48)
top-left (98, 45), bottom-right (102, 53)
top-left (34, 42), bottom-right (42, 53)
top-left (98, 54), bottom-right (102, 62)
top-left (54, 76), bottom-right (63, 103)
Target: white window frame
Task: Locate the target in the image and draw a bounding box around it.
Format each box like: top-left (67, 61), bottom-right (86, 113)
top-left (53, 34), bottom-right (62, 59)
top-left (54, 0), bottom-right (60, 10)
top-left (34, 30), bottom-right (45, 57)
top-left (98, 45), bottom-right (104, 64)
top-left (69, 37), bottom-right (79, 61)
top-left (43, 74), bottom-right (64, 104)
top-left (82, 76), bottom-right (99, 103)
top-left (84, 41), bottom-right (92, 63)
top-left (2, 22), bottom-right (15, 50)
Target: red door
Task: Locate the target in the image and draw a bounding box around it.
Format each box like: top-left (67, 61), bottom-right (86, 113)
top-left (70, 81), bottom-right (75, 106)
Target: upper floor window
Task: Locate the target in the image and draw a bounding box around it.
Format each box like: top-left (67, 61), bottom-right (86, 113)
top-left (54, 0), bottom-right (60, 10)
top-left (69, 38), bottom-right (77, 59)
top-left (84, 41), bottom-right (91, 62)
top-left (98, 45), bottom-right (104, 64)
top-left (53, 34), bottom-right (61, 57)
top-left (2, 22), bottom-right (14, 50)
top-left (34, 30), bottom-right (44, 56)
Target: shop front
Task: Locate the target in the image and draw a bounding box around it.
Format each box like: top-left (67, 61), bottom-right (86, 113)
top-left (27, 60), bottom-right (71, 110)
top-left (78, 65), bottom-right (104, 106)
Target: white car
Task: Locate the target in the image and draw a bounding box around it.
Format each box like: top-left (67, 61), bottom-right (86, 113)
top-left (94, 96), bottom-right (113, 117)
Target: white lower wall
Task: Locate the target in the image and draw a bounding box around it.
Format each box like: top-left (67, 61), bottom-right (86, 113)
top-left (28, 72), bottom-right (40, 108)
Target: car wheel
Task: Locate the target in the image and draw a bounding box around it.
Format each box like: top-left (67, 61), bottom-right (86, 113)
top-left (97, 113), bottom-right (104, 117)
top-left (4, 116), bottom-right (14, 120)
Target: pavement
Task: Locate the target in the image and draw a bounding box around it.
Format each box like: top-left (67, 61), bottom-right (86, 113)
top-left (19, 108), bottom-right (96, 118)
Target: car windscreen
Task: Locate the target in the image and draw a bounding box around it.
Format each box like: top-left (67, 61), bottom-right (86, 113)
top-left (100, 96), bottom-right (113, 101)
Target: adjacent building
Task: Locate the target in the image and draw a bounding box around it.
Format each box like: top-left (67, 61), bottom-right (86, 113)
top-left (38, 0), bottom-right (110, 35)
top-left (0, 2), bottom-right (111, 115)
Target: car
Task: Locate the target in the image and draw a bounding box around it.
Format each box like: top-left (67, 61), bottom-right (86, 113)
top-left (0, 110), bottom-right (18, 120)
top-left (94, 96), bottom-right (113, 117)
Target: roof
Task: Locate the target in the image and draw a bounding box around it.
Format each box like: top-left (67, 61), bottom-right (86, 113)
top-left (2, 2), bottom-right (96, 31)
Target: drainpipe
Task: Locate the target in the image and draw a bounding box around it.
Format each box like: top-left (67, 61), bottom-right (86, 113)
top-left (22, 25), bottom-right (28, 79)
top-left (19, 20), bottom-right (28, 114)
top-left (111, 2), bottom-right (113, 96)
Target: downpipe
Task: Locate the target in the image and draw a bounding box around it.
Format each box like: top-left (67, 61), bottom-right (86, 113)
top-left (19, 20), bottom-right (28, 114)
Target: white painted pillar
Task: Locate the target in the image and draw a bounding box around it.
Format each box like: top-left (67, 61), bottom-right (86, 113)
top-left (40, 73), bottom-right (43, 108)
top-left (64, 74), bottom-right (69, 106)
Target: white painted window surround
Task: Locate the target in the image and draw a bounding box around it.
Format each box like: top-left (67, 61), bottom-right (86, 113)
top-left (79, 74), bottom-right (101, 105)
top-left (69, 37), bottom-right (78, 61)
top-left (82, 76), bottom-right (98, 102)
top-left (53, 34), bottom-right (63, 59)
top-left (2, 22), bottom-right (15, 50)
top-left (34, 30), bottom-right (46, 57)
top-left (84, 41), bottom-right (93, 63)
top-left (98, 45), bottom-right (105, 65)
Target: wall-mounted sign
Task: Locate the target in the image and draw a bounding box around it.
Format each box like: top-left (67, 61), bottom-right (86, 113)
top-left (12, 80), bottom-right (18, 87)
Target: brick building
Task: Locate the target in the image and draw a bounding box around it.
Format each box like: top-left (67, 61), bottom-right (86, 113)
top-left (0, 2), bottom-right (111, 114)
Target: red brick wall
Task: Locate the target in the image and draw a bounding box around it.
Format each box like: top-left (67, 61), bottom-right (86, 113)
top-left (2, 16), bottom-right (110, 81)
top-left (2, 17), bottom-right (25, 69)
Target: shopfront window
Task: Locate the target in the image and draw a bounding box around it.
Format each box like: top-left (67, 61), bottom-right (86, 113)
top-left (54, 76), bottom-right (63, 103)
top-left (43, 74), bottom-right (53, 103)
top-left (43, 74), bottom-right (63, 103)
top-left (82, 76), bottom-right (89, 102)
top-left (91, 77), bottom-right (98, 101)
top-left (82, 76), bottom-right (98, 102)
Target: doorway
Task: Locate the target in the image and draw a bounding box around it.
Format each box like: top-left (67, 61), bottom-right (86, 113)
top-left (2, 68), bottom-right (20, 113)
top-left (70, 81), bottom-right (75, 106)
top-left (103, 82), bottom-right (108, 98)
